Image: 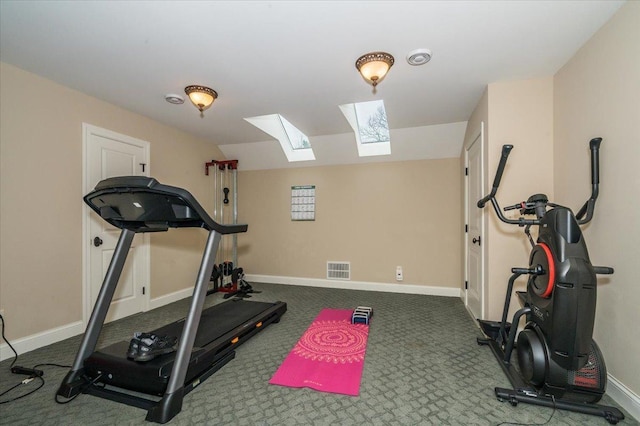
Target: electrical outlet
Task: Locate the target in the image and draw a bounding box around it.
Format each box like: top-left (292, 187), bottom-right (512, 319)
top-left (396, 266), bottom-right (403, 281)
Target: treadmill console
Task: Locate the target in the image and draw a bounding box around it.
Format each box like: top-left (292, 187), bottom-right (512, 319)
top-left (84, 176), bottom-right (247, 234)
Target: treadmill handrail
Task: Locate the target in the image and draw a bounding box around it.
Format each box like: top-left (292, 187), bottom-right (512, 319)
top-left (84, 176), bottom-right (248, 234)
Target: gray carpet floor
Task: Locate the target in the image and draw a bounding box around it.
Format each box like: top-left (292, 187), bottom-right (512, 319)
top-left (1, 283), bottom-right (637, 425)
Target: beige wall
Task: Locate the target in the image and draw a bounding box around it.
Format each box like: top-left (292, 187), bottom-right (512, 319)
top-left (485, 77), bottom-right (554, 319)
top-left (553, 1), bottom-right (640, 397)
top-left (238, 159), bottom-right (462, 287)
top-left (0, 62), bottom-right (223, 340)
top-left (462, 78), bottom-right (554, 320)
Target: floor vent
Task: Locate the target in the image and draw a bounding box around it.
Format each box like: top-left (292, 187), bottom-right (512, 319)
top-left (327, 261), bottom-right (350, 280)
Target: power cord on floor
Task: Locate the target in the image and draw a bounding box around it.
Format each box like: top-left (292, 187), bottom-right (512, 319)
top-left (0, 375), bottom-right (45, 404)
top-left (0, 313), bottom-right (19, 369)
top-left (496, 394), bottom-right (556, 426)
top-left (0, 313), bottom-right (71, 405)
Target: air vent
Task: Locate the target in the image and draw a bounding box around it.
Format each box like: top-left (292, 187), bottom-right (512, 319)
top-left (327, 261), bottom-right (350, 280)
top-left (406, 48), bottom-right (432, 66)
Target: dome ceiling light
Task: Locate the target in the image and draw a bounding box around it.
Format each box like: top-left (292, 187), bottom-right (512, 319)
top-left (355, 52), bottom-right (394, 94)
top-left (185, 85), bottom-right (218, 117)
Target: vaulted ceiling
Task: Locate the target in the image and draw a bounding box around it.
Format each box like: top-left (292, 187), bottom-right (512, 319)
top-left (0, 1), bottom-right (624, 168)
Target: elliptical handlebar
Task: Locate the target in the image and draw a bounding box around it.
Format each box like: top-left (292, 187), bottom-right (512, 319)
top-left (477, 138), bottom-right (603, 227)
top-left (575, 137), bottom-right (602, 224)
top-left (477, 145), bottom-right (513, 209)
top-left (503, 202), bottom-right (524, 211)
top-left (477, 145), bottom-right (535, 226)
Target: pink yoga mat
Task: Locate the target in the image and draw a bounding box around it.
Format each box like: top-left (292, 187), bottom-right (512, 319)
top-left (269, 308), bottom-right (369, 396)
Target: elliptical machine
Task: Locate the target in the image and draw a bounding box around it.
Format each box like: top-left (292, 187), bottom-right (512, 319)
top-left (476, 138), bottom-right (625, 424)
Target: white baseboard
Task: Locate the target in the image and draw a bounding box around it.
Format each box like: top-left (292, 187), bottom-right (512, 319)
top-left (245, 274), bottom-right (462, 298)
top-left (607, 374), bottom-right (640, 421)
top-left (0, 320), bottom-right (84, 362)
top-left (148, 287), bottom-right (193, 311)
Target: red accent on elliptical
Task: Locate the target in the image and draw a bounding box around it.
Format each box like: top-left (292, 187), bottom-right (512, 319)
top-left (539, 242), bottom-right (555, 298)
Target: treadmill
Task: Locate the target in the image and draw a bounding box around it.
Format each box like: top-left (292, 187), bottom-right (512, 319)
top-left (57, 176), bottom-right (287, 424)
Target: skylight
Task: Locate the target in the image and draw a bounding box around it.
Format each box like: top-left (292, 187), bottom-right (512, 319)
top-left (244, 114), bottom-right (315, 162)
top-left (339, 100), bottom-right (391, 157)
top-left (280, 116), bottom-right (311, 150)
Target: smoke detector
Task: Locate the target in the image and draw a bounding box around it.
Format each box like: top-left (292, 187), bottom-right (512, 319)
top-left (406, 49), bottom-right (432, 66)
top-left (165, 94), bottom-right (185, 104)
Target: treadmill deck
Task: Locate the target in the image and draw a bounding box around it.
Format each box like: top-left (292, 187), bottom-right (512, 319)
top-left (84, 298), bottom-right (286, 395)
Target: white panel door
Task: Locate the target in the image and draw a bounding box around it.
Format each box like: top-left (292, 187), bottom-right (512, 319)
top-left (84, 124), bottom-right (150, 324)
top-left (466, 129), bottom-right (484, 319)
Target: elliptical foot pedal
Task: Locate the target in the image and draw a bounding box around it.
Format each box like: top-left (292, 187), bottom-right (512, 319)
top-left (478, 319), bottom-right (510, 341)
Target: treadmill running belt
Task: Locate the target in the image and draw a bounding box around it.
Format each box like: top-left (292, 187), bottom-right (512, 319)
top-left (83, 299), bottom-right (286, 395)
top-left (152, 298), bottom-right (274, 347)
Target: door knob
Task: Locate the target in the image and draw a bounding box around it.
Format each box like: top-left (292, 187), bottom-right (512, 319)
top-left (472, 236), bottom-right (481, 246)
top-left (93, 236), bottom-right (103, 247)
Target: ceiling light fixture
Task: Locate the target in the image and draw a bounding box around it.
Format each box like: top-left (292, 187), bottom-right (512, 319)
top-left (184, 85), bottom-right (218, 117)
top-left (355, 52), bottom-right (394, 94)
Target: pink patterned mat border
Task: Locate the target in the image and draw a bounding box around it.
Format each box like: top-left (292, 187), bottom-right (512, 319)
top-left (269, 308), bottom-right (369, 396)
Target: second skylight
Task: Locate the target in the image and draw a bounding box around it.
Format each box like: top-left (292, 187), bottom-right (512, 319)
top-left (339, 100), bottom-right (391, 157)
